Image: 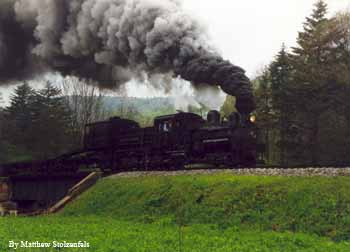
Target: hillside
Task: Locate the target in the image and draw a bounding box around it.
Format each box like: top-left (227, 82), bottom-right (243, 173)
top-left (102, 96), bottom-right (176, 114)
top-left (2, 172), bottom-right (350, 251)
top-left (62, 172), bottom-right (350, 242)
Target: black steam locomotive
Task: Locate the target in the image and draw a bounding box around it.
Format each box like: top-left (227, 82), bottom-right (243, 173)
top-left (84, 110), bottom-right (257, 172)
top-left (0, 110), bottom-right (258, 176)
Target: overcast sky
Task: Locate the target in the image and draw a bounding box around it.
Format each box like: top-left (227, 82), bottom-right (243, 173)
top-left (182, 0), bottom-right (350, 77)
top-left (125, 0), bottom-right (350, 98)
top-left (1, 0), bottom-right (350, 103)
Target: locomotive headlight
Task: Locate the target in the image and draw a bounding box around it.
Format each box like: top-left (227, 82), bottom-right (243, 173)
top-left (250, 115), bottom-right (256, 123)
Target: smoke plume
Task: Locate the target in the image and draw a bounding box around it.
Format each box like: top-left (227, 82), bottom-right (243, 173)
top-left (0, 0), bottom-right (255, 114)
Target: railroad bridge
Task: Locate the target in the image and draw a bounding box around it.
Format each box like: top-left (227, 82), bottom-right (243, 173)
top-left (0, 172), bottom-right (95, 215)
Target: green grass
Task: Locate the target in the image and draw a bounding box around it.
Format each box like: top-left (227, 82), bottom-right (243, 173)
top-left (1, 173), bottom-right (350, 251)
top-left (1, 217), bottom-right (349, 252)
top-left (63, 173), bottom-right (350, 241)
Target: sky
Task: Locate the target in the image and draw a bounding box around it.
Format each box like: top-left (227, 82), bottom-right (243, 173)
top-left (182, 0), bottom-right (350, 78)
top-left (1, 0), bottom-right (350, 104)
top-left (126, 0), bottom-right (350, 99)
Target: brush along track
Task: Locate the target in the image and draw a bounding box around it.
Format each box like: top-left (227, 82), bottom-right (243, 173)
top-left (106, 167), bottom-right (350, 178)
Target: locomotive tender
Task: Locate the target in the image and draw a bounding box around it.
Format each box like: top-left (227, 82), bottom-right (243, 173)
top-left (84, 110), bottom-right (257, 172)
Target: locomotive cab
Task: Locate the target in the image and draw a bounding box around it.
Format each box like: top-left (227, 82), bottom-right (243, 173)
top-left (153, 112), bottom-right (205, 153)
top-left (154, 112), bottom-right (205, 133)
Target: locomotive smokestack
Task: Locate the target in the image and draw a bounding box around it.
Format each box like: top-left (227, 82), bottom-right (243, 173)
top-left (0, 0), bottom-right (255, 114)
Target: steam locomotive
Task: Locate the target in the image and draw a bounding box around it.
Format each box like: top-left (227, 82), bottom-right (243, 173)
top-left (0, 110), bottom-right (258, 176)
top-left (84, 110), bottom-right (257, 172)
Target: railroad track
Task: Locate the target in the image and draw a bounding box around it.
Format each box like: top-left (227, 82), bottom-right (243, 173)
top-left (3, 159), bottom-right (350, 178)
top-left (103, 165), bottom-right (350, 178)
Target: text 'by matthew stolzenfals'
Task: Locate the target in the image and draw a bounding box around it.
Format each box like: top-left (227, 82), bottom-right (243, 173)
top-left (9, 240), bottom-right (90, 250)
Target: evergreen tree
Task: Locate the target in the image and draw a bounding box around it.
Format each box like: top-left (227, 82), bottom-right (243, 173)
top-left (290, 0), bottom-right (336, 164)
top-left (252, 4), bottom-right (350, 166)
top-left (30, 82), bottom-right (73, 159)
top-left (3, 82), bottom-right (74, 161)
top-left (331, 12), bottom-right (350, 163)
top-left (269, 45), bottom-right (293, 165)
top-left (297, 0), bottom-right (327, 46)
top-left (4, 82), bottom-right (35, 151)
top-left (253, 70), bottom-right (276, 164)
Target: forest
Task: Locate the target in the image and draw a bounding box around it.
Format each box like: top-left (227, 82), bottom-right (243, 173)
top-left (222, 1), bottom-right (350, 166)
top-left (1, 1), bottom-right (349, 166)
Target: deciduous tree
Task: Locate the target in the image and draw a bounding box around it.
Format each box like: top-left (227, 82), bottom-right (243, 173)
top-left (61, 77), bottom-right (108, 146)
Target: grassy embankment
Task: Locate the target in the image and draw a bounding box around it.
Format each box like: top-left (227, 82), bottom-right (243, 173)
top-left (1, 173), bottom-right (350, 251)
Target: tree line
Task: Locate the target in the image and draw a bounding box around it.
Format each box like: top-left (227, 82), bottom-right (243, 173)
top-left (0, 78), bottom-right (110, 163)
top-left (222, 1), bottom-right (350, 166)
top-left (0, 78), bottom-right (179, 164)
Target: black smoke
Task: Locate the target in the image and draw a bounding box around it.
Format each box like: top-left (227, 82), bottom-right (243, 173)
top-left (0, 0), bottom-right (255, 114)
top-left (0, 1), bottom-right (32, 80)
top-left (178, 56), bottom-right (255, 114)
